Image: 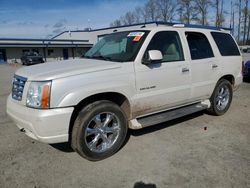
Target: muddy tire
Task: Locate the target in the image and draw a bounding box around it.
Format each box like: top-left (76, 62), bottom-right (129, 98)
top-left (207, 79), bottom-right (233, 116)
top-left (71, 100), bottom-right (128, 161)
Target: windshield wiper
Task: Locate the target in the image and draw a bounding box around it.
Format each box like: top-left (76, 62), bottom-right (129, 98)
top-left (92, 55), bottom-right (112, 61)
top-left (82, 55), bottom-right (91, 59)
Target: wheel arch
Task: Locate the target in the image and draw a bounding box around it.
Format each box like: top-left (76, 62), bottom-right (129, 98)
top-left (219, 74), bottom-right (235, 86)
top-left (68, 92), bottom-right (131, 142)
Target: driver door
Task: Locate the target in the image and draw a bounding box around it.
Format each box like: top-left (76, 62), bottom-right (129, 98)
top-left (132, 31), bottom-right (191, 117)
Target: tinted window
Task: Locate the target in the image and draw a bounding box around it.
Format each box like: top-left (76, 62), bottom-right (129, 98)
top-left (186, 32), bottom-right (214, 60)
top-left (146, 31), bottom-right (184, 62)
top-left (211, 32), bottom-right (240, 56)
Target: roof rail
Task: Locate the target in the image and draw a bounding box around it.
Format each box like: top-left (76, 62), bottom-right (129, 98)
top-left (51, 21), bottom-right (231, 39)
top-left (154, 21), bottom-right (231, 31)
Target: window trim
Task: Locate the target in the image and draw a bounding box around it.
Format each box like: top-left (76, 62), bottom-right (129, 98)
top-left (144, 31), bottom-right (185, 63)
top-left (185, 31), bottom-right (214, 60)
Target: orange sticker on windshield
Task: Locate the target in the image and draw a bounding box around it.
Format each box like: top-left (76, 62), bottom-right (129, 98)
top-left (133, 36), bottom-right (142, 42)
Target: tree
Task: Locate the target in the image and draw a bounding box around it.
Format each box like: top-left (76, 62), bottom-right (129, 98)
top-left (156, 0), bottom-right (176, 22)
top-left (145, 0), bottom-right (158, 21)
top-left (237, 0), bottom-right (242, 42)
top-left (194, 0), bottom-right (212, 25)
top-left (214, 0), bottom-right (225, 27)
top-left (242, 0), bottom-right (249, 44)
top-left (247, 12), bottom-right (250, 43)
top-left (134, 7), bottom-right (144, 23)
top-left (120, 11), bottom-right (136, 25)
top-left (110, 19), bottom-right (122, 27)
top-left (177, 0), bottom-right (196, 24)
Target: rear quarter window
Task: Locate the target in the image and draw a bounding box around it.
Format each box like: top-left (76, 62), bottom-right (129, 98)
top-left (211, 32), bottom-right (240, 56)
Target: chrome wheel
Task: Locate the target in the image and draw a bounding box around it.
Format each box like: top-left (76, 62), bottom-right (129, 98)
top-left (215, 85), bottom-right (230, 111)
top-left (85, 112), bottom-right (121, 153)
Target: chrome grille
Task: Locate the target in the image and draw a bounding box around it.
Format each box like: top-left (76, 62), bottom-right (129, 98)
top-left (12, 75), bottom-right (27, 101)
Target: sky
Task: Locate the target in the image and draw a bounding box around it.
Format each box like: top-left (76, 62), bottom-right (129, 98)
top-left (0, 0), bottom-right (233, 39)
top-left (0, 0), bottom-right (146, 38)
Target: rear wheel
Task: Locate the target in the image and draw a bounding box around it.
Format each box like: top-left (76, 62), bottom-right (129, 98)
top-left (71, 100), bottom-right (128, 161)
top-left (207, 79), bottom-right (233, 116)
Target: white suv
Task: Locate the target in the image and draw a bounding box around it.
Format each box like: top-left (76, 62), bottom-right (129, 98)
top-left (7, 24), bottom-right (242, 160)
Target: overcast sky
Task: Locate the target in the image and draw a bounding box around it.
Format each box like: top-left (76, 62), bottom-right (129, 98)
top-left (0, 0), bottom-right (232, 39)
top-left (0, 0), bottom-right (145, 38)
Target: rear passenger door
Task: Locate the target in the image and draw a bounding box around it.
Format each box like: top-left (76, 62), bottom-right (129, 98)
top-left (186, 32), bottom-right (218, 100)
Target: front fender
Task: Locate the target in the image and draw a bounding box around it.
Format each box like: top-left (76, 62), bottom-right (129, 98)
top-left (50, 73), bottom-right (135, 108)
top-left (57, 83), bottom-right (133, 107)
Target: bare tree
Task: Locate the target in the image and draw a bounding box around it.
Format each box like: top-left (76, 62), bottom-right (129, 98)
top-left (230, 0), bottom-right (237, 36)
top-left (237, 0), bottom-right (242, 42)
top-left (110, 0), bottom-right (240, 33)
top-left (214, 0), bottom-right (225, 27)
top-left (133, 7), bottom-right (143, 23)
top-left (177, 0), bottom-right (196, 24)
top-left (194, 0), bottom-right (212, 25)
top-left (156, 0), bottom-right (176, 22)
top-left (110, 19), bottom-right (122, 27)
top-left (243, 0), bottom-right (249, 44)
top-left (145, 0), bottom-right (158, 21)
top-left (247, 12), bottom-right (250, 43)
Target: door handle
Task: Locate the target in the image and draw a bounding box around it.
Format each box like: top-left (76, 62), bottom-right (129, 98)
top-left (212, 64), bottom-right (218, 69)
top-left (182, 67), bottom-right (190, 73)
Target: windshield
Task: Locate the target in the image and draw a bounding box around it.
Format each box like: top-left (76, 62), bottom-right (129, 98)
top-left (84, 30), bottom-right (149, 62)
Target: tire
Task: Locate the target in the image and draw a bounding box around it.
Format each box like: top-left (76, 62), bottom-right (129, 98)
top-left (71, 100), bottom-right (128, 161)
top-left (207, 79), bottom-right (233, 116)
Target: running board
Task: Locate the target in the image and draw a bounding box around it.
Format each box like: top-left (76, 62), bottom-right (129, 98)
top-left (136, 103), bottom-right (208, 128)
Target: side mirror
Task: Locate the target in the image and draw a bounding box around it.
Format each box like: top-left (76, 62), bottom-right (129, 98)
top-left (142, 50), bottom-right (163, 65)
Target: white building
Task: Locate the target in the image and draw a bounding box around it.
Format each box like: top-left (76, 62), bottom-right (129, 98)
top-left (0, 22), bottom-right (157, 64)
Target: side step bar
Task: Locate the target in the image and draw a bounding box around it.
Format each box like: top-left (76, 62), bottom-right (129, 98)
top-left (137, 103), bottom-right (208, 128)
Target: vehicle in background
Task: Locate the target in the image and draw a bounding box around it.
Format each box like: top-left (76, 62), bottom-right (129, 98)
top-left (21, 52), bottom-right (44, 65)
top-left (243, 60), bottom-right (250, 81)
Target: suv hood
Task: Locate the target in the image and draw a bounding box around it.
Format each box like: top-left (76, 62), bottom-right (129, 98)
top-left (15, 59), bottom-right (122, 81)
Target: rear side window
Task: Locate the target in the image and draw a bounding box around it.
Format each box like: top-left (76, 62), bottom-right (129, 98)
top-left (211, 32), bottom-right (240, 56)
top-left (186, 32), bottom-right (214, 60)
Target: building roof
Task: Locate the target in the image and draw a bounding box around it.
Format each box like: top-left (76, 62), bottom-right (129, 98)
top-left (0, 38), bottom-right (92, 48)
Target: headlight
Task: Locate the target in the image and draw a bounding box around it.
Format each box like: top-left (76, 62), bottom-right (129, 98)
top-left (26, 81), bottom-right (51, 109)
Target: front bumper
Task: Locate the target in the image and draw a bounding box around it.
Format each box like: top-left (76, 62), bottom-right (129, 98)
top-left (6, 95), bottom-right (74, 144)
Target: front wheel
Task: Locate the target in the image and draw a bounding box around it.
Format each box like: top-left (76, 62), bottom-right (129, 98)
top-left (71, 100), bottom-right (128, 161)
top-left (207, 79), bottom-right (233, 116)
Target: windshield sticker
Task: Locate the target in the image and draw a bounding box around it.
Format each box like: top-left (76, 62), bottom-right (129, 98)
top-left (133, 36), bottom-right (142, 42)
top-left (128, 32), bottom-right (145, 42)
top-left (128, 32), bottom-right (145, 37)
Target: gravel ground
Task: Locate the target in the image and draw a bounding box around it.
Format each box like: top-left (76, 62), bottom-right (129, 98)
top-left (0, 63), bottom-right (249, 188)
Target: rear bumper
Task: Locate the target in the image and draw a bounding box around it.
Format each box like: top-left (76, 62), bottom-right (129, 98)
top-left (234, 75), bottom-right (243, 91)
top-left (6, 95), bottom-right (74, 144)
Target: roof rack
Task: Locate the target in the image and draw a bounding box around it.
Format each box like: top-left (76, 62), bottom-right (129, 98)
top-left (52, 21), bottom-right (231, 39)
top-left (154, 21), bottom-right (231, 31)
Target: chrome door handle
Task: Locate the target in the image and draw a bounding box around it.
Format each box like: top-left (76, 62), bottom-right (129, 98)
top-left (182, 67), bottom-right (189, 73)
top-left (212, 64), bottom-right (218, 69)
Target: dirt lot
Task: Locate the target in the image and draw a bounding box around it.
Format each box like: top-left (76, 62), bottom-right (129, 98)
top-left (0, 63), bottom-right (249, 188)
